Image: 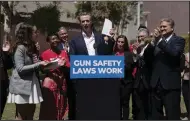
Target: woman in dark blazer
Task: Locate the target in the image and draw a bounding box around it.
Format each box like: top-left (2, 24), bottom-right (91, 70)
top-left (113, 35), bottom-right (135, 120)
top-left (0, 39), bottom-right (14, 119)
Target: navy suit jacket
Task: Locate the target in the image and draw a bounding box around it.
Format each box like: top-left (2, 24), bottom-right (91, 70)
top-left (68, 32), bottom-right (120, 120)
top-left (69, 32), bottom-right (114, 55)
top-left (0, 49), bottom-right (13, 87)
top-left (145, 34), bottom-right (185, 89)
top-left (57, 43), bottom-right (64, 50)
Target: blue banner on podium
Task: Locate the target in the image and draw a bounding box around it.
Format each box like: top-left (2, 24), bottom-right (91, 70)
top-left (70, 55), bottom-right (124, 79)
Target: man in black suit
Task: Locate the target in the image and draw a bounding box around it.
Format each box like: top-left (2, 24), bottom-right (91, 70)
top-left (57, 27), bottom-right (69, 52)
top-left (56, 26), bottom-right (74, 120)
top-left (132, 28), bottom-right (152, 120)
top-left (145, 18), bottom-right (185, 120)
top-left (0, 41), bottom-right (13, 119)
top-left (69, 12), bottom-right (119, 120)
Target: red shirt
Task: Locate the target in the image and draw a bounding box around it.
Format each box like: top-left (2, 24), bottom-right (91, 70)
top-left (41, 49), bottom-right (70, 68)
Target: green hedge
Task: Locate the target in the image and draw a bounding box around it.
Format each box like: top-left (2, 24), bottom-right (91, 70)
top-left (182, 34), bottom-right (189, 53)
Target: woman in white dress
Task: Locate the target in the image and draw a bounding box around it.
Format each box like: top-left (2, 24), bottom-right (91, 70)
top-left (7, 23), bottom-right (49, 120)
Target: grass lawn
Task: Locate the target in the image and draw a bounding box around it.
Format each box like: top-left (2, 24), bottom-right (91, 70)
top-left (2, 104), bottom-right (40, 120)
top-left (1, 96), bottom-right (187, 120)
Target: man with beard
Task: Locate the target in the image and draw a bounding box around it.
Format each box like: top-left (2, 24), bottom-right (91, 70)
top-left (145, 18), bottom-right (185, 120)
top-left (69, 12), bottom-right (118, 120)
top-left (0, 40), bottom-right (13, 119)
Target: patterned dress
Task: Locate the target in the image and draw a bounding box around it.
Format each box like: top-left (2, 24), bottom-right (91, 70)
top-left (39, 49), bottom-right (70, 120)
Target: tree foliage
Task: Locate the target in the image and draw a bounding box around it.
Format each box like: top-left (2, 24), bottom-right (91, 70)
top-left (1, 1), bottom-right (20, 33)
top-left (182, 34), bottom-right (189, 53)
top-left (29, 4), bottom-right (60, 35)
top-left (75, 1), bottom-right (137, 34)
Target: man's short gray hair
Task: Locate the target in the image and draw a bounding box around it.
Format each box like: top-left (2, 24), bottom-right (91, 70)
top-left (58, 26), bottom-right (67, 33)
top-left (138, 28), bottom-right (149, 37)
top-left (160, 18), bottom-right (175, 28)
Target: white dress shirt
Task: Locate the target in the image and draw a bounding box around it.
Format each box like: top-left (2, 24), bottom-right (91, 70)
top-left (139, 44), bottom-right (149, 57)
top-left (82, 31), bottom-right (96, 56)
top-left (61, 42), bottom-right (70, 52)
top-left (157, 34), bottom-right (173, 45)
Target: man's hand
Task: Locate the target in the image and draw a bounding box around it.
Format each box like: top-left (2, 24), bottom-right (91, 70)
top-left (104, 36), bottom-right (109, 42)
top-left (109, 28), bottom-right (115, 38)
top-left (35, 42), bottom-right (40, 51)
top-left (153, 27), bottom-right (162, 39)
top-left (58, 57), bottom-right (66, 66)
top-left (150, 27), bottom-right (162, 46)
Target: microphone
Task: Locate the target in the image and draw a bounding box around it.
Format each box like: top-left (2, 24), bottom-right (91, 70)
top-left (93, 43), bottom-right (98, 55)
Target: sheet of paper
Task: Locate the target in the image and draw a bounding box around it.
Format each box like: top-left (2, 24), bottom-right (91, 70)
top-left (43, 61), bottom-right (59, 70)
top-left (101, 18), bottom-right (112, 37)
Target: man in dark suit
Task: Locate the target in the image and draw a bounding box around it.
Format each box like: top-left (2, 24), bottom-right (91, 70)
top-left (69, 12), bottom-right (119, 120)
top-left (56, 26), bottom-right (74, 120)
top-left (132, 28), bottom-right (152, 120)
top-left (0, 41), bottom-right (13, 119)
top-left (57, 27), bottom-right (69, 52)
top-left (145, 18), bottom-right (185, 120)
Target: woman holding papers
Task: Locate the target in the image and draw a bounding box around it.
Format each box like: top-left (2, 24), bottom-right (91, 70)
top-left (113, 35), bottom-right (135, 120)
top-left (39, 33), bottom-right (70, 120)
top-left (7, 23), bottom-right (48, 120)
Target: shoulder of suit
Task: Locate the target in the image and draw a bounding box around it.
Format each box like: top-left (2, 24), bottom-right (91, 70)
top-left (17, 44), bottom-right (27, 51)
top-left (173, 35), bottom-right (185, 41)
top-left (124, 51), bottom-right (133, 56)
top-left (17, 44), bottom-right (25, 48)
top-left (70, 33), bottom-right (83, 41)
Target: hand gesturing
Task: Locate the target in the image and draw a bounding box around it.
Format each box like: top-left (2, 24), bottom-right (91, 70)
top-left (2, 41), bottom-right (10, 52)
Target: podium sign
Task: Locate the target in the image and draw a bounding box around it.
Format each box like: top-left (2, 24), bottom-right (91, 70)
top-left (70, 55), bottom-right (124, 79)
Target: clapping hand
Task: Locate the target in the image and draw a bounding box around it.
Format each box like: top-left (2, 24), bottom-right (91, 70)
top-left (58, 57), bottom-right (66, 66)
top-left (153, 27), bottom-right (162, 39)
top-left (35, 42), bottom-right (40, 51)
top-left (2, 41), bottom-right (10, 52)
top-left (133, 49), bottom-right (137, 55)
top-left (138, 41), bottom-right (145, 48)
top-left (151, 27), bottom-right (162, 46)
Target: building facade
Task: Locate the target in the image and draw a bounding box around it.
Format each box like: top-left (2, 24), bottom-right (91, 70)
top-left (142, 1), bottom-right (189, 36)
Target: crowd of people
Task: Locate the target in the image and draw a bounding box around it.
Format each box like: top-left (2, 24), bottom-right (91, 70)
top-left (0, 12), bottom-right (189, 120)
